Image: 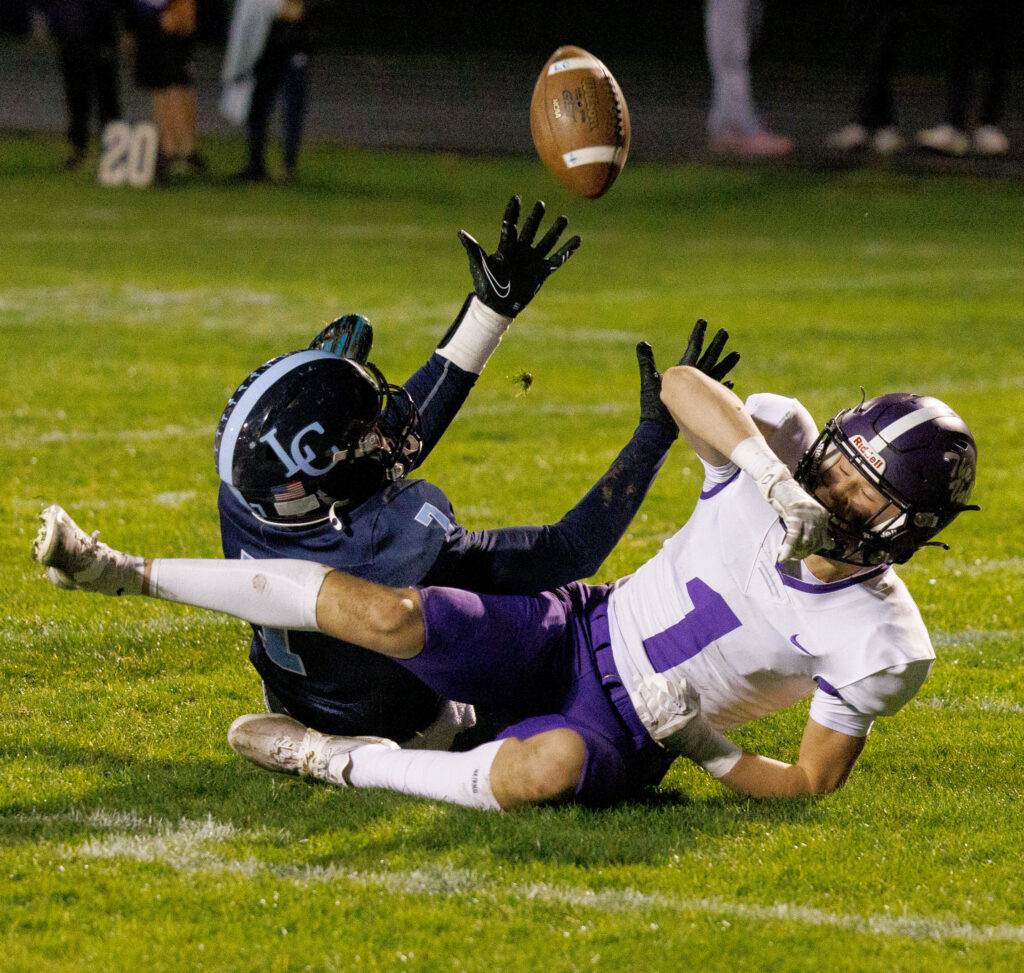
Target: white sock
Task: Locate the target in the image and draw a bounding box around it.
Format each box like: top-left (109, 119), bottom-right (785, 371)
top-left (341, 739), bottom-right (504, 811)
top-left (146, 558), bottom-right (330, 630)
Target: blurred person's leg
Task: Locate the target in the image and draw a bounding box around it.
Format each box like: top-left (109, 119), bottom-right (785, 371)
top-left (167, 85), bottom-right (197, 160)
top-left (153, 88), bottom-right (176, 158)
top-left (58, 39), bottom-right (91, 165)
top-left (974, 0), bottom-right (1011, 154)
top-left (945, 2), bottom-right (975, 133)
top-left (244, 50), bottom-right (286, 179)
top-left (857, 1), bottom-right (906, 132)
top-left (918, 1), bottom-right (973, 155)
top-left (828, 1), bottom-right (908, 154)
top-left (94, 36), bottom-right (122, 129)
top-left (977, 1), bottom-right (1010, 128)
top-left (705, 0), bottom-right (759, 137)
top-left (282, 50), bottom-right (310, 178)
top-left (705, 0), bottom-right (791, 156)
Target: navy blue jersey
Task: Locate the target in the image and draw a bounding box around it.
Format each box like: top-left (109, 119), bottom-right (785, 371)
top-left (219, 477), bottom-right (457, 739)
top-left (219, 344), bottom-right (676, 740)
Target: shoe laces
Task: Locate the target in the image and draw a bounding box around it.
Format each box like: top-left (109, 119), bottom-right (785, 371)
top-left (270, 734), bottom-right (309, 771)
top-left (58, 526), bottom-right (108, 579)
top-left (298, 731), bottom-right (333, 778)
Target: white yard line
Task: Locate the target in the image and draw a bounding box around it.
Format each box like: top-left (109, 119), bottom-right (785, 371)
top-left (8, 423), bottom-right (212, 449)
top-left (931, 628), bottom-right (1022, 649)
top-left (27, 810), bottom-right (1022, 945)
top-left (916, 695), bottom-right (1024, 716)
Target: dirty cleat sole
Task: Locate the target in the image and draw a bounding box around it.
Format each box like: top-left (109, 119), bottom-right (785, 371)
top-left (32, 505), bottom-right (65, 567)
top-left (32, 504), bottom-right (142, 595)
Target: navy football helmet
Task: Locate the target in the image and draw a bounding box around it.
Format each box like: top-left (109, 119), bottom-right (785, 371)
top-left (795, 392), bottom-right (979, 565)
top-left (215, 350), bottom-right (422, 526)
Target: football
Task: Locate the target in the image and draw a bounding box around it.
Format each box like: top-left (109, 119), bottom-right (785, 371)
top-left (529, 45), bottom-right (630, 200)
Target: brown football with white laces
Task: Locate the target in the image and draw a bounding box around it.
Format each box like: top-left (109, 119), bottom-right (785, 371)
top-left (530, 45), bottom-right (630, 200)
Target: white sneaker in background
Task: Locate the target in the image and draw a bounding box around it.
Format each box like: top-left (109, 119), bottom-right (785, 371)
top-left (972, 125), bottom-right (1010, 156)
top-left (827, 123), bottom-right (869, 151)
top-left (916, 123), bottom-right (969, 156)
top-left (872, 126), bottom-right (906, 155)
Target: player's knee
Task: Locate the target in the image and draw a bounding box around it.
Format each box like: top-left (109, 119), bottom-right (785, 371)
top-left (497, 730), bottom-right (586, 808)
top-left (366, 587), bottom-right (424, 658)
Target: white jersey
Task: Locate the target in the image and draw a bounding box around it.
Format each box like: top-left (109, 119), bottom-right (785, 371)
top-left (608, 393), bottom-right (935, 739)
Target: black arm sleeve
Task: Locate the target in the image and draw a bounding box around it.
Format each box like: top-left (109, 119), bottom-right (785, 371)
top-left (421, 419), bottom-right (676, 593)
top-left (399, 351), bottom-right (477, 468)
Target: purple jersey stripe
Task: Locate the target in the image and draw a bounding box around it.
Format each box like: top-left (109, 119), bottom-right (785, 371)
top-left (776, 563), bottom-right (888, 594)
top-left (815, 676), bottom-right (843, 698)
top-left (699, 469), bottom-right (740, 500)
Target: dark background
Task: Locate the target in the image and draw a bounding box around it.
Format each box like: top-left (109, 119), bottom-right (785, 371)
top-left (3, 0), bottom-right (1023, 70)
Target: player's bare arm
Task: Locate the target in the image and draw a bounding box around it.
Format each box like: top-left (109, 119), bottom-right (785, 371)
top-left (660, 361), bottom-right (831, 562)
top-left (659, 364), bottom-right (756, 466)
top-left (313, 571), bottom-right (425, 659)
top-left (717, 718), bottom-right (866, 797)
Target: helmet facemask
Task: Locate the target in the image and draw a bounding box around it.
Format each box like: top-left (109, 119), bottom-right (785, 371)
top-left (328, 362), bottom-right (423, 496)
top-left (797, 427), bottom-right (914, 565)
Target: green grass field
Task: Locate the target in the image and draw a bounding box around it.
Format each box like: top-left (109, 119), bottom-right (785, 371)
top-left (2, 133), bottom-right (1022, 972)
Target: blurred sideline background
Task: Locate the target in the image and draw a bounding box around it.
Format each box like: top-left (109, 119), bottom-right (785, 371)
top-left (1, 0), bottom-right (1022, 176)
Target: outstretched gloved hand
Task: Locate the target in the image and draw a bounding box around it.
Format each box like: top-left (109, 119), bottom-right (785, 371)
top-left (458, 195), bottom-right (581, 317)
top-left (636, 318), bottom-right (741, 430)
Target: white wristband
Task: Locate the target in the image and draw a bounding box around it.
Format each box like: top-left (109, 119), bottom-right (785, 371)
top-left (435, 296), bottom-right (512, 374)
top-left (679, 729), bottom-right (745, 782)
top-left (729, 435), bottom-right (791, 500)
top-left (658, 708), bottom-right (742, 778)
top-left (694, 731), bottom-right (744, 779)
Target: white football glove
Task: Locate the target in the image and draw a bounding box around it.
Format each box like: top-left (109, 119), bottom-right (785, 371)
top-left (765, 474), bottom-right (833, 562)
top-left (730, 435), bottom-right (832, 562)
top-left (630, 672), bottom-right (704, 747)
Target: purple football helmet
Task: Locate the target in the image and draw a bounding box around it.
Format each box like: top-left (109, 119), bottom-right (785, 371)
top-left (795, 393), bottom-right (979, 565)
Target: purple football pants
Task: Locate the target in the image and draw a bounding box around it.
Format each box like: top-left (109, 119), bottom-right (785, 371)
top-left (402, 582), bottom-right (673, 807)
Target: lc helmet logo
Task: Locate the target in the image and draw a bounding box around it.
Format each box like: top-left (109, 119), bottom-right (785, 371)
top-left (259, 422), bottom-right (340, 478)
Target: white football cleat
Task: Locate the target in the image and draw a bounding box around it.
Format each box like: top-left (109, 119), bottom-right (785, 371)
top-left (228, 713), bottom-right (398, 785)
top-left (32, 504), bottom-right (143, 596)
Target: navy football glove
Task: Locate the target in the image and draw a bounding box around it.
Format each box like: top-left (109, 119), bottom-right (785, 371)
top-left (458, 195), bottom-right (581, 317)
top-left (636, 319), bottom-right (740, 429)
top-left (678, 318), bottom-right (739, 387)
top-left (636, 341), bottom-right (677, 430)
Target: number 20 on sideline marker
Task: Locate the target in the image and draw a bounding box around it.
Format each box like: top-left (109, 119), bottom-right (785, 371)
top-left (97, 121), bottom-right (160, 188)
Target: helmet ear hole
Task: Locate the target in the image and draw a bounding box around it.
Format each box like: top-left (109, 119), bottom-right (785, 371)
top-left (214, 351), bottom-right (422, 525)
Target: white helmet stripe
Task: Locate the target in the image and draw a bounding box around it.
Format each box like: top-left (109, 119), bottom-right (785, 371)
top-left (867, 404), bottom-right (951, 454)
top-left (217, 350), bottom-right (337, 485)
